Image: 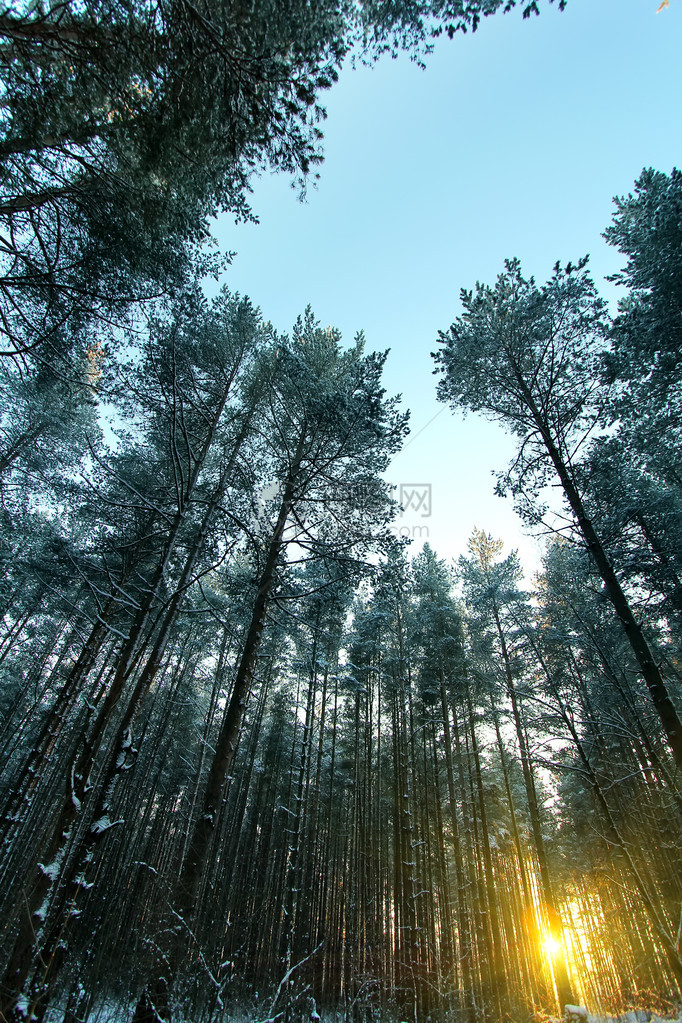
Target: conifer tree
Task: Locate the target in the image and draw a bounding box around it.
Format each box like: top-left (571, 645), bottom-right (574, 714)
top-left (433, 258), bottom-right (682, 776)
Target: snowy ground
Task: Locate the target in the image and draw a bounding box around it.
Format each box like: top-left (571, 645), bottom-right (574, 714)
top-left (43, 1008), bottom-right (682, 1023)
top-left (587, 1016), bottom-right (681, 1023)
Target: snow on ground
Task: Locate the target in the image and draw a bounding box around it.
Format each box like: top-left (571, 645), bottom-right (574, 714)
top-left (42, 1003), bottom-right (682, 1023)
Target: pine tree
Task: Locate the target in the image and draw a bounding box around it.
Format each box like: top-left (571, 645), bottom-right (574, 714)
top-left (133, 312), bottom-right (407, 1022)
top-left (433, 258), bottom-right (682, 777)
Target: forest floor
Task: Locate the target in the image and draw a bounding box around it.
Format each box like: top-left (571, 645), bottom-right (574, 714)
top-left (537, 1013), bottom-right (680, 1023)
top-left (42, 1009), bottom-right (682, 1023)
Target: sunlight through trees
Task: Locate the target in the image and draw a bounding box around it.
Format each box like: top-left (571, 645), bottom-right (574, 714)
top-left (0, 3), bottom-right (680, 1022)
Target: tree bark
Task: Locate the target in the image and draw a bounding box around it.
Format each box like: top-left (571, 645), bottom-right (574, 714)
top-left (515, 368), bottom-right (682, 776)
top-left (133, 435), bottom-right (306, 1022)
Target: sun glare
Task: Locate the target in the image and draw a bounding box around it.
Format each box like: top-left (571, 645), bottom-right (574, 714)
top-left (542, 933), bottom-right (563, 960)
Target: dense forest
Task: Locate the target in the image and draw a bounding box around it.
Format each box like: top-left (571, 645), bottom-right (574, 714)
top-left (1, 1), bottom-right (681, 1022)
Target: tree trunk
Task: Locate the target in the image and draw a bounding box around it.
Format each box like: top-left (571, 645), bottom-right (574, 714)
top-left (0, 381), bottom-right (249, 1021)
top-left (133, 437), bottom-right (306, 1021)
top-left (439, 679), bottom-right (476, 1022)
top-left (518, 372), bottom-right (682, 775)
top-left (491, 605), bottom-right (576, 1010)
top-left (466, 689), bottom-right (506, 1019)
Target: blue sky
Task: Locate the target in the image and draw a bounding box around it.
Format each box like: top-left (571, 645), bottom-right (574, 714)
top-left (213, 0), bottom-right (681, 572)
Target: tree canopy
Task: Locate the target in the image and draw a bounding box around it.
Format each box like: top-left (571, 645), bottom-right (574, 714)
top-left (1, 3), bottom-right (682, 1021)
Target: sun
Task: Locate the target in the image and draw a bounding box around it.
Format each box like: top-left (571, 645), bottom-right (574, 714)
top-left (542, 933), bottom-right (563, 960)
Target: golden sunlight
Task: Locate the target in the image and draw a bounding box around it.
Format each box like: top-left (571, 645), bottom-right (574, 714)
top-left (542, 932), bottom-right (563, 961)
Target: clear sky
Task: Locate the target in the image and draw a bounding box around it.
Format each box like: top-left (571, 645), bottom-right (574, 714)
top-left (213, 0), bottom-right (681, 573)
